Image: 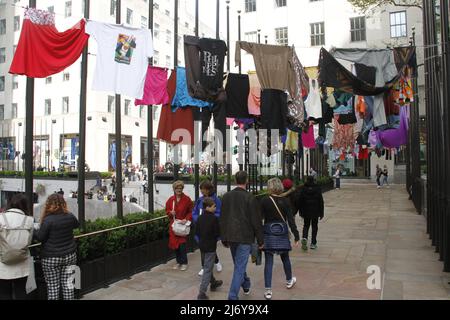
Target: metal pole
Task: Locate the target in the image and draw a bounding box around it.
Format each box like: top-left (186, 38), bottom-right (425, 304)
top-left (115, 0), bottom-right (124, 220)
top-left (194, 0), bottom-right (200, 200)
top-left (226, 0), bottom-right (231, 192)
top-left (238, 10), bottom-right (241, 74)
top-left (257, 29), bottom-right (261, 44)
top-left (148, 0), bottom-right (154, 214)
top-left (25, 0), bottom-right (36, 216)
top-left (78, 0), bottom-right (89, 231)
top-left (173, 0), bottom-right (180, 182)
top-left (213, 0), bottom-right (220, 191)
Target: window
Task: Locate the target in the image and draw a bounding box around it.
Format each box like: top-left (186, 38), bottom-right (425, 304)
top-left (141, 16), bottom-right (148, 28)
top-left (12, 75), bottom-right (18, 89)
top-left (124, 99), bottom-right (131, 116)
top-left (166, 30), bottom-right (172, 44)
top-left (45, 99), bottom-right (51, 115)
top-left (0, 19), bottom-right (6, 35)
top-left (185, 22), bottom-right (189, 29)
top-left (0, 105), bottom-right (4, 121)
top-left (45, 77), bottom-right (52, 84)
top-left (0, 76), bottom-right (4, 91)
top-left (275, 27), bottom-right (288, 46)
top-left (153, 50), bottom-right (159, 65)
top-left (350, 17), bottom-right (366, 42)
top-left (126, 8), bottom-right (133, 25)
top-left (65, 1), bottom-right (72, 18)
top-left (165, 10), bottom-right (170, 16)
top-left (245, 31), bottom-right (257, 43)
top-left (62, 97), bottom-right (69, 114)
top-left (139, 106), bottom-right (145, 118)
top-left (48, 6), bottom-right (54, 13)
top-left (390, 11), bottom-right (407, 38)
top-left (154, 23), bottom-right (160, 39)
top-left (310, 22), bottom-right (325, 46)
top-left (14, 16), bottom-right (20, 32)
top-left (11, 103), bottom-right (17, 119)
top-left (0, 47), bottom-right (5, 63)
top-left (110, 0), bottom-right (116, 16)
top-left (166, 55), bottom-right (171, 67)
top-left (245, 0), bottom-right (256, 12)
top-left (63, 73), bottom-right (70, 81)
top-left (108, 95), bottom-right (115, 113)
top-left (276, 0), bottom-right (287, 7)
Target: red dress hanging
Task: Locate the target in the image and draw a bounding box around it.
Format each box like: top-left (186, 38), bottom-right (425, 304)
top-left (9, 8), bottom-right (89, 78)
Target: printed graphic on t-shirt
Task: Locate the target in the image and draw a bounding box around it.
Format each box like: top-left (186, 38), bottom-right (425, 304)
top-left (202, 51), bottom-right (219, 77)
top-left (115, 34), bottom-right (137, 65)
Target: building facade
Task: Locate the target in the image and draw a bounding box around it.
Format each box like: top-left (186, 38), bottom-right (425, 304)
top-left (0, 0), bottom-right (215, 173)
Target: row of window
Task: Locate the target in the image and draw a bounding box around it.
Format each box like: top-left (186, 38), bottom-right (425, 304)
top-left (0, 104), bottom-right (17, 120)
top-left (246, 11), bottom-right (407, 47)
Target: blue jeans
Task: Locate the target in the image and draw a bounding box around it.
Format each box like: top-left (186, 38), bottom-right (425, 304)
top-left (175, 243), bottom-right (188, 265)
top-left (228, 243), bottom-right (252, 300)
top-left (264, 251), bottom-right (292, 289)
top-left (336, 178), bottom-right (341, 189)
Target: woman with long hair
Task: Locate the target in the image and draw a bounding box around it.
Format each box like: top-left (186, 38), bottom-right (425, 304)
top-left (0, 194), bottom-right (34, 300)
top-left (37, 194), bottom-right (79, 300)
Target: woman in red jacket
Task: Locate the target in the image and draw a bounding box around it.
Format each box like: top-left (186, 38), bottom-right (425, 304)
top-left (166, 181), bottom-right (193, 271)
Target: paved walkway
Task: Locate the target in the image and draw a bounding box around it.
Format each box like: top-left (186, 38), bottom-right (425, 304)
top-left (83, 182), bottom-right (450, 300)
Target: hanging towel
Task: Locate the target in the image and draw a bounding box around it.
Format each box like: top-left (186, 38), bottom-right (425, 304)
top-left (304, 79), bottom-right (323, 120)
top-left (248, 72), bottom-right (261, 116)
top-left (10, 8), bottom-right (89, 78)
top-left (286, 130), bottom-right (299, 152)
top-left (302, 125), bottom-right (316, 149)
top-left (135, 66), bottom-right (170, 106)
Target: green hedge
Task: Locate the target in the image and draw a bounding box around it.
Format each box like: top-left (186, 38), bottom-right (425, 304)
top-left (0, 171), bottom-right (113, 179)
top-left (73, 210), bottom-right (169, 262)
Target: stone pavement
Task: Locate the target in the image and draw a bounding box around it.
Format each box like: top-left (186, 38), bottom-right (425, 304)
top-left (83, 182), bottom-right (450, 300)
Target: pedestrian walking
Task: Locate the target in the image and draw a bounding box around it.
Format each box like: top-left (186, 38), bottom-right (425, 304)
top-left (220, 171), bottom-right (264, 301)
top-left (36, 194), bottom-right (79, 300)
top-left (0, 194), bottom-right (34, 300)
top-left (196, 198), bottom-right (223, 300)
top-left (376, 165), bottom-right (383, 189)
top-left (333, 165), bottom-right (342, 190)
top-left (166, 181), bottom-right (193, 272)
top-left (281, 179), bottom-right (300, 218)
top-left (297, 176), bottom-right (325, 251)
top-left (192, 180), bottom-right (223, 276)
top-left (382, 165), bottom-right (390, 188)
top-left (260, 178), bottom-right (300, 300)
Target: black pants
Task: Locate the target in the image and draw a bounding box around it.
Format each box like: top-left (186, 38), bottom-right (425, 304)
top-left (175, 243), bottom-right (188, 265)
top-left (0, 277), bottom-right (28, 300)
top-left (303, 217), bottom-right (319, 245)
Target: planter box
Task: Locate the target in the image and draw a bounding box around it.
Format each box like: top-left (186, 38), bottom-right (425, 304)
top-left (80, 257), bottom-right (106, 294)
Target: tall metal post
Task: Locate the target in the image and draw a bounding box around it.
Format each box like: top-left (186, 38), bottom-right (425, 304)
top-left (115, 0), bottom-right (124, 220)
top-left (148, 0), bottom-right (155, 214)
top-left (78, 0), bottom-right (90, 231)
top-left (25, 0), bottom-right (37, 216)
top-left (226, 0), bottom-right (232, 192)
top-left (213, 0), bottom-right (220, 192)
top-left (238, 11), bottom-right (242, 74)
top-left (194, 0), bottom-right (200, 200)
top-left (173, 0), bottom-right (180, 182)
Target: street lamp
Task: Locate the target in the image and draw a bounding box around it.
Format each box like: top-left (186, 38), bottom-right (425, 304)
top-left (18, 122), bottom-right (22, 171)
top-left (51, 119), bottom-right (56, 171)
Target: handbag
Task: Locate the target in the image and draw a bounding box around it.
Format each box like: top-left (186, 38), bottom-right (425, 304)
top-left (263, 197), bottom-right (292, 251)
top-left (172, 219), bottom-right (192, 237)
top-left (269, 196), bottom-right (292, 240)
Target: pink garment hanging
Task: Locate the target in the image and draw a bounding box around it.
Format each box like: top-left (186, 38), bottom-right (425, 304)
top-left (302, 125), bottom-right (316, 149)
top-left (135, 66), bottom-right (170, 106)
top-left (248, 72), bottom-right (261, 115)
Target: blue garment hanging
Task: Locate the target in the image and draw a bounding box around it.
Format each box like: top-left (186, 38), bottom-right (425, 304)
top-left (171, 67), bottom-right (212, 111)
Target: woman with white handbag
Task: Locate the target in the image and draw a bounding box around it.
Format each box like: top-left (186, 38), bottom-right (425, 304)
top-left (166, 181), bottom-right (193, 271)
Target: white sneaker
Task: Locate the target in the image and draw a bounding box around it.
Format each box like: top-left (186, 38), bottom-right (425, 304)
top-left (180, 264), bottom-right (188, 271)
top-left (287, 277), bottom-right (297, 289)
top-left (215, 262), bottom-right (223, 272)
top-left (172, 264), bottom-right (180, 270)
top-left (198, 269), bottom-right (204, 276)
top-left (264, 289), bottom-right (272, 300)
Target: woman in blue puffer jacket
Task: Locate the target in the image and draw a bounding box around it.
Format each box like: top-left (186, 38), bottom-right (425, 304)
top-left (192, 180), bottom-right (223, 277)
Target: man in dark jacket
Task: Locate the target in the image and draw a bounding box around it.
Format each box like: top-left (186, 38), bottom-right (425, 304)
top-left (297, 176), bottom-right (324, 251)
top-left (220, 171), bottom-right (264, 301)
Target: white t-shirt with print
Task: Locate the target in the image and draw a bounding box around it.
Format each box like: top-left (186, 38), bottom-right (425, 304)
top-left (86, 21), bottom-right (153, 99)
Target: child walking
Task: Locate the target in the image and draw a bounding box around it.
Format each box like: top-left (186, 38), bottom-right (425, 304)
top-left (196, 198), bottom-right (223, 300)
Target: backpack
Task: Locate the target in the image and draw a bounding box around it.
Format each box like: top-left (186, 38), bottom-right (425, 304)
top-left (0, 211), bottom-right (34, 265)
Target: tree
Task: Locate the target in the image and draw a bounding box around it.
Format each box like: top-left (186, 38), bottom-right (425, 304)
top-left (348, 0), bottom-right (422, 12)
